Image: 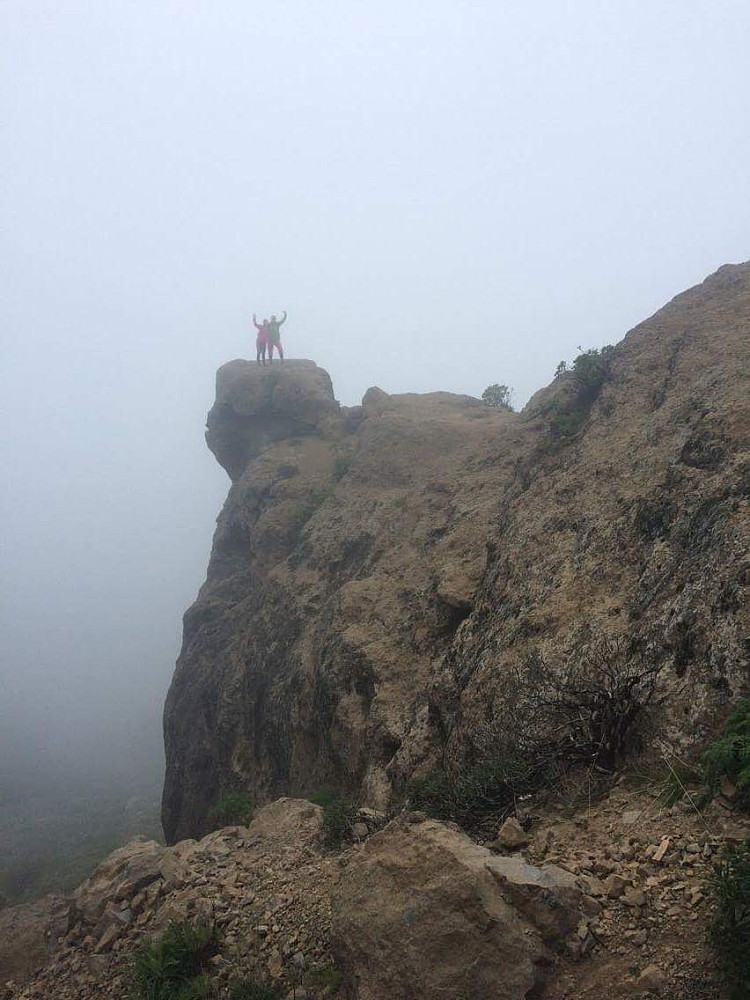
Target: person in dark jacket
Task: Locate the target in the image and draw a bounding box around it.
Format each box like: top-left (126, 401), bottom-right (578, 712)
top-left (266, 311), bottom-right (287, 361)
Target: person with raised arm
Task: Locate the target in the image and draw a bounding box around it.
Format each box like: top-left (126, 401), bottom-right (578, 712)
top-left (266, 311), bottom-right (287, 361)
top-left (252, 314), bottom-right (269, 364)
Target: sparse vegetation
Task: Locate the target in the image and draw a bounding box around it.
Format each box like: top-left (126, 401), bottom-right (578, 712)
top-left (707, 839), bottom-right (750, 999)
top-left (130, 920), bottom-right (219, 1000)
top-left (228, 977), bottom-right (283, 1000)
top-left (207, 792), bottom-right (253, 829)
top-left (408, 755), bottom-right (530, 830)
top-left (410, 638), bottom-right (660, 831)
top-left (310, 789), bottom-right (357, 846)
top-left (481, 383), bottom-right (514, 410)
top-left (702, 699), bottom-right (750, 809)
top-left (306, 963), bottom-right (343, 996)
top-left (628, 752), bottom-right (704, 809)
top-left (547, 345), bottom-right (614, 440)
top-left (523, 638), bottom-right (661, 773)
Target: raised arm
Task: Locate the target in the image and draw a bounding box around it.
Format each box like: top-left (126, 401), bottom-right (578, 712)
top-left (278, 310), bottom-right (287, 327)
top-left (252, 313), bottom-right (261, 330)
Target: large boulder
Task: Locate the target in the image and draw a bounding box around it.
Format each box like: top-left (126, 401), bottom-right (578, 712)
top-left (246, 797), bottom-right (324, 845)
top-left (331, 817), bottom-right (594, 1000)
top-left (206, 359), bottom-right (339, 479)
top-left (72, 839), bottom-right (164, 925)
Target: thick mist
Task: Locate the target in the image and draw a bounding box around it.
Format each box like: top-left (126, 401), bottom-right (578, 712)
top-left (1, 1), bottom-right (749, 889)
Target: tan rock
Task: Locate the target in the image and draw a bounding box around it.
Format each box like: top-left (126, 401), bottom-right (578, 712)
top-left (494, 817), bottom-right (532, 850)
top-left (246, 798), bottom-right (324, 846)
top-left (653, 837), bottom-right (671, 863)
top-left (638, 964), bottom-right (667, 993)
top-left (623, 887), bottom-right (647, 908)
top-left (332, 817), bottom-right (594, 999)
top-left (73, 840), bottom-right (164, 925)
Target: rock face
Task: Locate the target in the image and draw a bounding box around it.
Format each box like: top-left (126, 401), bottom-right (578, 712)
top-left (163, 263), bottom-right (750, 842)
top-left (331, 817), bottom-right (596, 999)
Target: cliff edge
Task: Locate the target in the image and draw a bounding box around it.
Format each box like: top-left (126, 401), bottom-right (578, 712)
top-left (163, 264), bottom-right (749, 843)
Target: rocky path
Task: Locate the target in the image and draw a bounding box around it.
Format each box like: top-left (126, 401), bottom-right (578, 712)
top-left (3, 787), bottom-right (747, 999)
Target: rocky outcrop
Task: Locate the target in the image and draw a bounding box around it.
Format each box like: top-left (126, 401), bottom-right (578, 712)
top-left (163, 372), bottom-right (522, 841)
top-left (163, 263), bottom-right (749, 843)
top-left (206, 360), bottom-right (339, 480)
top-left (331, 816), bottom-right (598, 999)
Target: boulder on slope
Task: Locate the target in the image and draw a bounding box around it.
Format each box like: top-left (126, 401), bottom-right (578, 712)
top-left (331, 816), bottom-right (595, 1000)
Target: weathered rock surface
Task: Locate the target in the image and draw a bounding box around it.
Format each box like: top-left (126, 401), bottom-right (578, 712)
top-left (206, 359), bottom-right (339, 480)
top-left (163, 263), bottom-right (749, 844)
top-left (0, 895), bottom-right (68, 987)
top-left (331, 817), bottom-right (594, 999)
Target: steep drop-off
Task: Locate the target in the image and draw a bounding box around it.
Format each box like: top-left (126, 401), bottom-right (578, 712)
top-left (163, 265), bottom-right (749, 843)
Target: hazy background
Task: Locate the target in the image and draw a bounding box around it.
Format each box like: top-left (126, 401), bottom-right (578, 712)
top-left (1, 1), bottom-right (748, 896)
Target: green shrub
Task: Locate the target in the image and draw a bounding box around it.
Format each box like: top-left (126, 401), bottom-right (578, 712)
top-left (408, 754), bottom-right (533, 830)
top-left (310, 789), bottom-right (357, 846)
top-left (130, 921), bottom-right (219, 1000)
top-left (306, 963), bottom-right (343, 996)
top-left (411, 639), bottom-right (659, 831)
top-left (546, 345), bottom-right (614, 440)
top-left (207, 792), bottom-right (253, 829)
top-left (228, 978), bottom-right (283, 1000)
top-left (569, 346), bottom-right (614, 403)
top-left (548, 407), bottom-right (587, 440)
top-left (703, 700), bottom-right (750, 808)
top-left (481, 384), bottom-right (514, 410)
top-left (707, 839), bottom-right (750, 998)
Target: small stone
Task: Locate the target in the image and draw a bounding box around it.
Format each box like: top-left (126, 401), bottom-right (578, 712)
top-left (631, 928), bottom-right (648, 946)
top-left (604, 874), bottom-right (628, 899)
top-left (685, 843), bottom-right (701, 854)
top-left (579, 875), bottom-right (606, 898)
top-left (623, 887), bottom-right (646, 908)
top-left (639, 964), bottom-right (666, 993)
top-left (351, 823), bottom-right (369, 840)
top-left (495, 817), bottom-right (532, 849)
top-left (653, 837), bottom-right (671, 863)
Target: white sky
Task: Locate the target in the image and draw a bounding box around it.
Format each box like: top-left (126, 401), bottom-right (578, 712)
top-left (1, 0), bottom-right (748, 782)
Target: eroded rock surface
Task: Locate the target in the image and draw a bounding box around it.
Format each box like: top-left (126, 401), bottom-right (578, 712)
top-left (163, 263), bottom-right (749, 843)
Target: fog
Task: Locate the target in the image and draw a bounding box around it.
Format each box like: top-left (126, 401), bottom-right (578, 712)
top-left (1, 0), bottom-right (749, 851)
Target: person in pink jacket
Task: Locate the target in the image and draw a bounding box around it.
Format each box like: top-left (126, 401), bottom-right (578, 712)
top-left (252, 314), bottom-right (269, 364)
